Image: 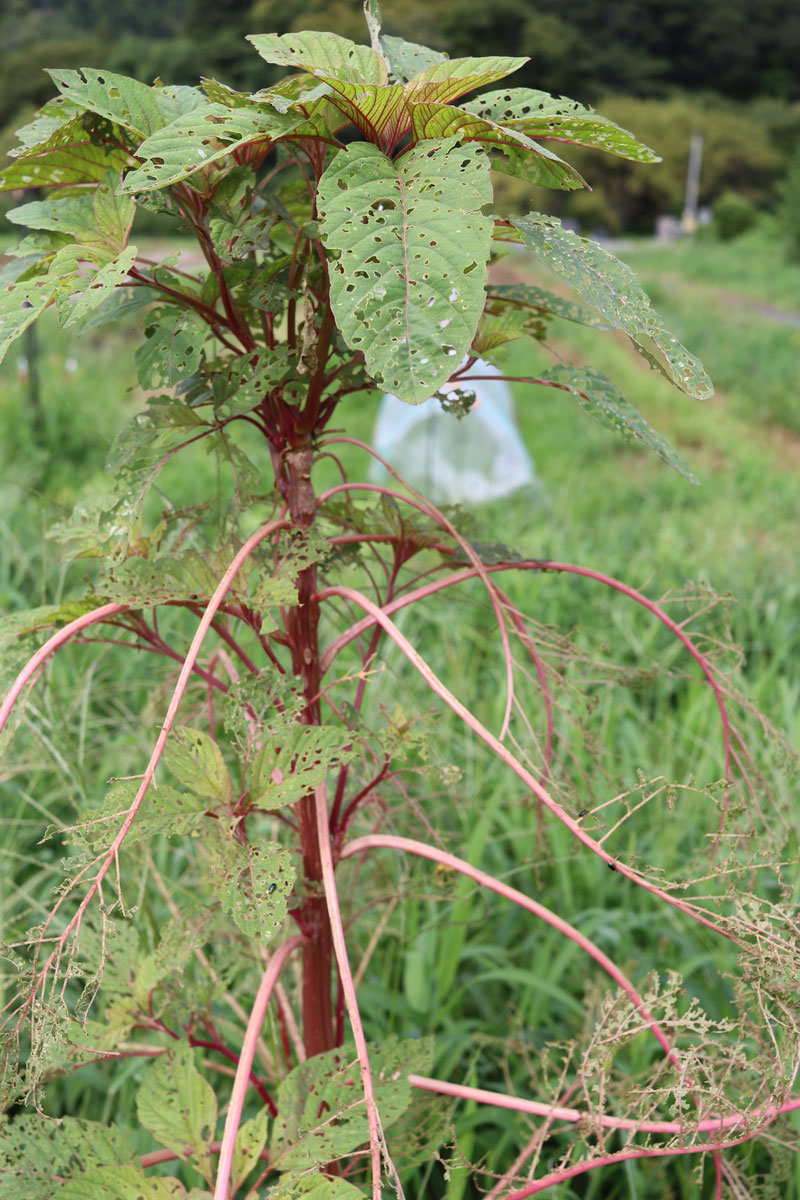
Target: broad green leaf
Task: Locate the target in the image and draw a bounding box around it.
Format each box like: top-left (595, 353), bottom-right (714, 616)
top-left (314, 80), bottom-right (408, 153)
top-left (230, 1109), bottom-right (269, 1193)
top-left (0, 253), bottom-right (47, 286)
top-left (120, 104), bottom-right (304, 192)
top-left (512, 215), bottom-right (713, 398)
top-left (381, 34), bottom-right (448, 83)
top-left (48, 68), bottom-right (169, 139)
top-left (408, 102), bottom-right (584, 190)
top-left (164, 726), bottom-right (235, 803)
top-left (487, 282), bottom-right (613, 329)
top-left (152, 83), bottom-right (207, 123)
top-left (538, 364), bottom-right (699, 483)
top-left (463, 87), bottom-right (659, 163)
top-left (137, 1042), bottom-right (217, 1179)
top-left (70, 283), bottom-right (157, 333)
top-left (405, 55), bottom-right (527, 105)
top-left (267, 1175), bottom-right (366, 1199)
top-left (0, 118), bottom-right (132, 191)
top-left (55, 245), bottom-right (138, 328)
top-left (60, 1166), bottom-right (186, 1199)
top-left (0, 278), bottom-right (57, 366)
top-left (270, 1035), bottom-right (433, 1169)
top-left (0, 1115), bottom-right (135, 1199)
top-left (214, 836), bottom-right (295, 943)
top-left (6, 95), bottom-right (80, 153)
top-left (6, 191), bottom-right (103, 243)
top-left (93, 170), bottom-right (136, 250)
top-left (317, 138), bottom-right (492, 404)
top-left (247, 32), bottom-right (388, 86)
top-left (135, 307), bottom-right (208, 388)
top-left (249, 723), bottom-right (354, 809)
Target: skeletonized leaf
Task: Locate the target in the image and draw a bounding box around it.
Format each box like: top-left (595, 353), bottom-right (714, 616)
top-left (135, 307), bottom-right (208, 388)
top-left (137, 1042), bottom-right (217, 1179)
top-left (69, 780), bottom-right (207, 854)
top-left (120, 104), bottom-right (303, 191)
top-left (408, 102), bottom-right (584, 190)
top-left (48, 68), bottom-right (169, 139)
top-left (405, 55), bottom-right (527, 105)
top-left (512, 215), bottom-right (713, 398)
top-left (463, 87), bottom-right (659, 162)
top-left (538, 364), bottom-right (699, 483)
top-left (487, 282), bottom-right (612, 329)
top-left (69, 283), bottom-right (157, 333)
top-left (270, 1035), bottom-right (433, 1169)
top-left (0, 278), bottom-right (57, 366)
top-left (247, 31), bottom-right (388, 86)
top-left (317, 138), bottom-right (492, 404)
top-left (164, 726), bottom-right (235, 803)
top-left (214, 836), bottom-right (295, 944)
top-left (381, 34), bottom-right (448, 83)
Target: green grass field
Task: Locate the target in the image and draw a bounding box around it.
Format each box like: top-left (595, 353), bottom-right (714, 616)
top-left (1, 228), bottom-right (799, 1197)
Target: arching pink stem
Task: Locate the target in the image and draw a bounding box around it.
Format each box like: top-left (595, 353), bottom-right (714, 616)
top-left (213, 935), bottom-right (306, 1200)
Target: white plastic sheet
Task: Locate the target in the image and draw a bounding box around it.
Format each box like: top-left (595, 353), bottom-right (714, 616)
top-left (370, 360), bottom-right (538, 504)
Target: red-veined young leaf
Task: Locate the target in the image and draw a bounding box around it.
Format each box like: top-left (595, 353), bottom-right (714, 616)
top-left (317, 138), bottom-right (493, 404)
top-left (247, 31), bottom-right (388, 85)
top-left (47, 67), bottom-right (171, 140)
top-left (0, 118), bottom-right (133, 191)
top-left (512, 214), bottom-right (713, 398)
top-left (463, 87), bottom-right (659, 162)
top-left (404, 54), bottom-right (527, 105)
top-left (408, 101), bottom-right (585, 190)
top-left (314, 80), bottom-right (409, 152)
top-left (537, 364), bottom-right (699, 482)
top-left (119, 103), bottom-right (304, 191)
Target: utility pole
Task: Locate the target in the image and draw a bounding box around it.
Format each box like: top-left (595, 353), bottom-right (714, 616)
top-left (681, 132), bottom-right (704, 233)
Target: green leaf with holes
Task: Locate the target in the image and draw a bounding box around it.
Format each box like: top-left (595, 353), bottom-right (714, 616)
top-left (463, 88), bottom-right (658, 162)
top-left (271, 1035), bottom-right (433, 1169)
top-left (267, 1175), bottom-right (366, 1200)
top-left (0, 277), bottom-right (57, 366)
top-left (487, 282), bottom-right (612, 329)
top-left (137, 1042), bottom-right (217, 1182)
top-left (164, 727), bottom-right (235, 803)
top-left (6, 95), bottom-right (80, 153)
top-left (249, 723), bottom-right (354, 809)
top-left (135, 306), bottom-right (207, 388)
top-left (408, 102), bottom-right (584, 190)
top-left (317, 138), bottom-right (492, 404)
top-left (213, 835), bottom-right (295, 944)
top-left (119, 103), bottom-right (304, 191)
top-left (60, 1165), bottom-right (188, 1199)
top-left (0, 1114), bottom-right (136, 1198)
top-left (381, 35), bottom-right (448, 83)
top-left (512, 215), bottom-right (713, 398)
top-left (51, 244), bottom-right (138, 328)
top-left (48, 68), bottom-right (169, 140)
top-left (539, 364), bottom-right (699, 483)
top-left (230, 1110), bottom-right (269, 1195)
top-left (6, 191), bottom-right (104, 244)
top-left (248, 31), bottom-right (388, 85)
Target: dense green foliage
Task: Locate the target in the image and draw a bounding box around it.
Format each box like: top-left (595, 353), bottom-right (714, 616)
top-left (1, 4), bottom-right (799, 1198)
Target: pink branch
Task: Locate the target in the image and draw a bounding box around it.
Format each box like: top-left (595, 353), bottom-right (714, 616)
top-left (314, 782), bottom-right (402, 1200)
top-left (213, 935), bottom-right (306, 1200)
top-left (340, 833), bottom-right (679, 1067)
top-left (408, 1074), bottom-right (800, 1139)
top-left (319, 585), bottom-right (740, 947)
top-left (0, 603), bottom-right (128, 734)
top-left (8, 519), bottom-right (289, 1029)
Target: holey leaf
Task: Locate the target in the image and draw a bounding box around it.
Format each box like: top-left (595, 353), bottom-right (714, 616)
top-left (137, 1042), bottom-right (217, 1179)
top-left (271, 1035), bottom-right (433, 1170)
top-left (266, 1175), bottom-right (366, 1199)
top-left (512, 214), bottom-right (713, 399)
top-left (317, 138), bottom-right (492, 404)
top-left (0, 1114), bottom-right (135, 1199)
top-left (540, 364), bottom-right (699, 483)
top-left (247, 31), bottom-right (388, 86)
top-left (214, 835), bottom-right (295, 943)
